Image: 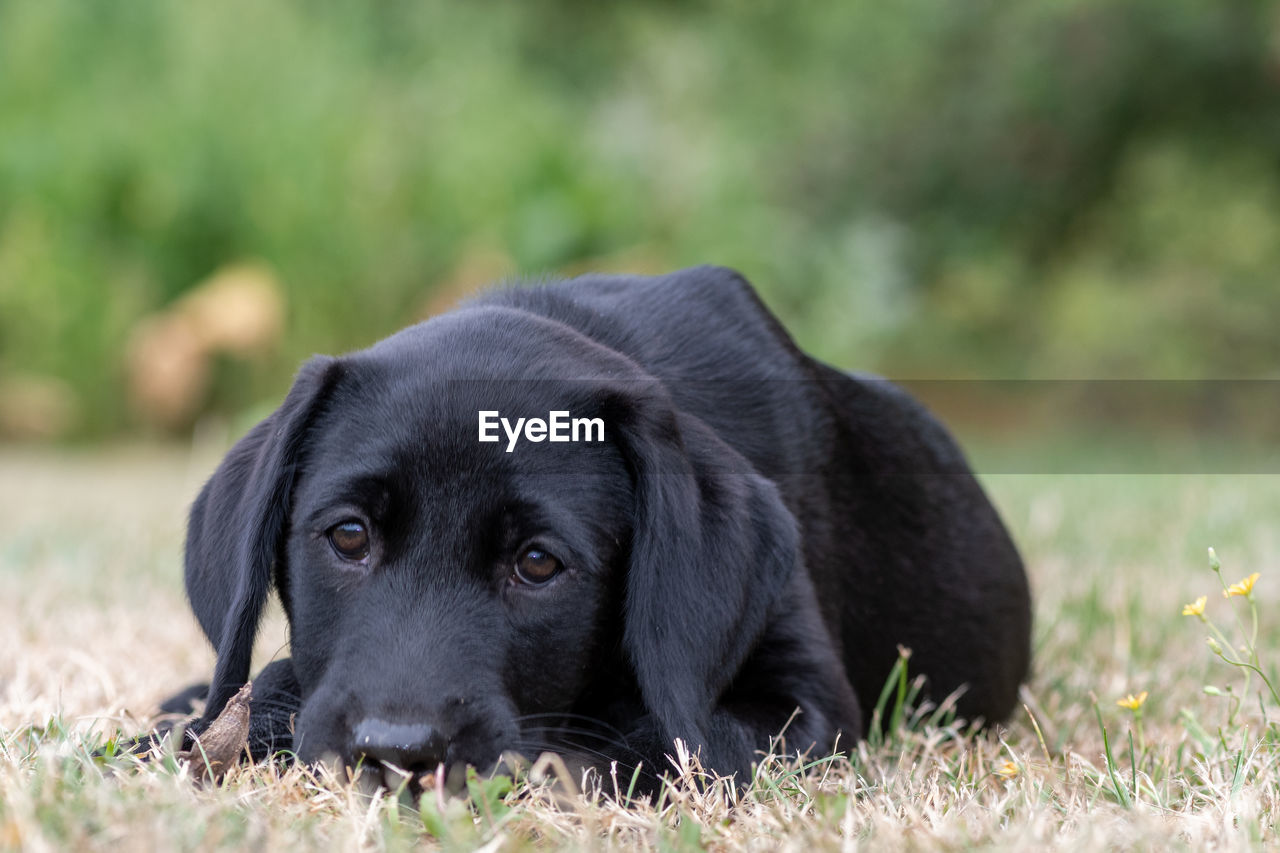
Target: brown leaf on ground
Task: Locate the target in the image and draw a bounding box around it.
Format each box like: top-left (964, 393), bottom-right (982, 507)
top-left (181, 682), bottom-right (252, 781)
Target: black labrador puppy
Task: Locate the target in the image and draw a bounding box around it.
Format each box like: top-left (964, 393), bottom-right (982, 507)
top-left (178, 265), bottom-right (1031, 790)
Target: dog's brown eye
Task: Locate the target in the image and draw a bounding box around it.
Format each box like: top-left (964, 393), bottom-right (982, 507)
top-left (514, 547), bottom-right (561, 585)
top-left (328, 521), bottom-right (370, 561)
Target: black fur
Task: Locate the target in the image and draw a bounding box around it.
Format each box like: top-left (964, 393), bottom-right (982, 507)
top-left (173, 266), bottom-right (1031, 790)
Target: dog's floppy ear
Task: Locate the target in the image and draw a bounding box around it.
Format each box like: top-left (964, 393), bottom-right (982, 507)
top-left (185, 356), bottom-right (342, 719)
top-left (611, 386), bottom-right (801, 752)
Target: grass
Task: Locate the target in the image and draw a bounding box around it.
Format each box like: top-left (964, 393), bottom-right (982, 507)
top-left (2, 441), bottom-right (1279, 850)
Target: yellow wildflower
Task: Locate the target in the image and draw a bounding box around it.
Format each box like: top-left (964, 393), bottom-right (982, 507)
top-left (1224, 572), bottom-right (1259, 598)
top-left (1117, 691), bottom-right (1148, 711)
top-left (995, 761), bottom-right (1019, 779)
top-left (1182, 596), bottom-right (1207, 617)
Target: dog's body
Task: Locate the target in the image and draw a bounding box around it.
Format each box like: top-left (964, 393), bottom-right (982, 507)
top-left (180, 266), bottom-right (1031, 789)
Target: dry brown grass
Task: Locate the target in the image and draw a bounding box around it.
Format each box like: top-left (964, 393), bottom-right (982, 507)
top-left (2, 445), bottom-right (1278, 850)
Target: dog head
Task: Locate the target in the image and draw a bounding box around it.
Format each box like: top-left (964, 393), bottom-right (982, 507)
top-left (184, 303), bottom-right (799, 782)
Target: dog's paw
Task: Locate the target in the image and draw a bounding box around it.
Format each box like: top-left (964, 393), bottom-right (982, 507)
top-left (157, 681), bottom-right (210, 715)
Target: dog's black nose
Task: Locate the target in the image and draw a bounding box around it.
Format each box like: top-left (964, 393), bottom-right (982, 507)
top-left (352, 719), bottom-right (448, 774)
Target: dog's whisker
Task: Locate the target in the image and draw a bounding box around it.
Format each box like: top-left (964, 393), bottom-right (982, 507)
top-left (248, 698), bottom-right (302, 713)
top-left (512, 730), bottom-right (651, 772)
top-left (511, 738), bottom-right (651, 783)
top-left (515, 712), bottom-right (629, 741)
top-left (518, 726), bottom-right (632, 753)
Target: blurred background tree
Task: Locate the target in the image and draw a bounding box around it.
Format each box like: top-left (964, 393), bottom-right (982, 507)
top-left (1, 0), bottom-right (1277, 438)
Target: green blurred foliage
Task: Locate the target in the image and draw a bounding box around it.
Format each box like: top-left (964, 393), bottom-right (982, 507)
top-left (1, 0), bottom-right (1278, 436)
